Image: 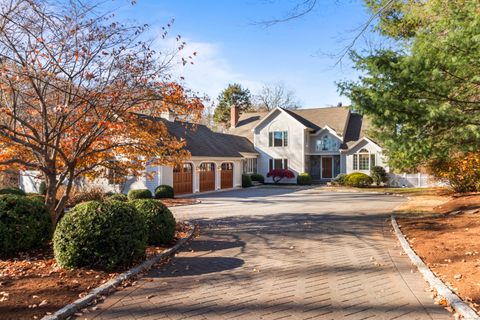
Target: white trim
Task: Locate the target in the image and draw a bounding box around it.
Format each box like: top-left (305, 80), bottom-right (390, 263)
top-left (342, 136), bottom-right (381, 153)
top-left (252, 107), bottom-right (308, 131)
top-left (311, 125), bottom-right (343, 141)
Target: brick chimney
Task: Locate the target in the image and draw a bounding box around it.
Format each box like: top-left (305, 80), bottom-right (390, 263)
top-left (230, 104), bottom-right (239, 128)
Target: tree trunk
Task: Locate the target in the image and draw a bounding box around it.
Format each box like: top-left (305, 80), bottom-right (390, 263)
top-left (45, 173), bottom-right (58, 227)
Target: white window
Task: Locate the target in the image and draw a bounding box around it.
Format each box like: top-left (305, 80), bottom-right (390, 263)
top-left (353, 148), bottom-right (376, 171)
top-left (243, 158), bottom-right (257, 174)
top-left (269, 158), bottom-right (288, 171)
top-left (315, 134), bottom-right (338, 152)
top-left (269, 131), bottom-right (288, 147)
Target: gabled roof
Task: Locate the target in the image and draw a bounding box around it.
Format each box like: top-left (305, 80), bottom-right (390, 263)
top-left (229, 111), bottom-right (268, 142)
top-left (162, 120), bottom-right (257, 158)
top-left (230, 106), bottom-right (351, 139)
top-left (288, 107), bottom-right (350, 136)
top-left (342, 112), bottom-right (374, 149)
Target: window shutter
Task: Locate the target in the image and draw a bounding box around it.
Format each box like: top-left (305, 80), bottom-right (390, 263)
top-left (283, 131), bottom-right (288, 147)
top-left (269, 132), bottom-right (273, 147)
top-left (370, 154), bottom-right (376, 168)
top-left (269, 159), bottom-right (273, 171)
top-left (283, 159), bottom-right (288, 169)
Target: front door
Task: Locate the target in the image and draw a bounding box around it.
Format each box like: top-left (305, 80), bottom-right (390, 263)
top-left (321, 157), bottom-right (333, 179)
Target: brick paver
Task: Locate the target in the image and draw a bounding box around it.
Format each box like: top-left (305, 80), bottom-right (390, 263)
top-left (80, 188), bottom-right (452, 320)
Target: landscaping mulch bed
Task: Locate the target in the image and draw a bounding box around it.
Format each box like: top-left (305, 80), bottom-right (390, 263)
top-left (0, 222), bottom-right (192, 320)
top-left (398, 194), bottom-right (480, 313)
top-left (160, 198), bottom-right (200, 207)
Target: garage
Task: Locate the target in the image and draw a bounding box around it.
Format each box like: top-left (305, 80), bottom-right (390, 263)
top-left (199, 162), bottom-right (215, 192)
top-left (173, 163), bottom-right (193, 195)
top-left (220, 162), bottom-right (234, 189)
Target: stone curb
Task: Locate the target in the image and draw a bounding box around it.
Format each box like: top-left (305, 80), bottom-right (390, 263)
top-left (391, 215), bottom-right (480, 320)
top-left (42, 222), bottom-right (197, 320)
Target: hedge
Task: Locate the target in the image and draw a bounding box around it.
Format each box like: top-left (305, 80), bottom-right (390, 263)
top-left (242, 174), bottom-right (252, 188)
top-left (250, 173), bottom-right (265, 183)
top-left (0, 188), bottom-right (26, 196)
top-left (154, 185), bottom-right (174, 199)
top-left (107, 193), bottom-right (128, 202)
top-left (0, 195), bottom-right (51, 256)
top-left (131, 199), bottom-right (176, 245)
top-left (53, 201), bottom-right (147, 270)
top-left (296, 173), bottom-right (312, 185)
top-left (344, 172), bottom-right (373, 188)
top-left (127, 189), bottom-right (152, 201)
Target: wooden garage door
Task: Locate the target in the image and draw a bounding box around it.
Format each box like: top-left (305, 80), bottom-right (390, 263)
top-left (199, 163), bottom-right (215, 192)
top-left (220, 163), bottom-right (233, 189)
top-left (173, 163), bottom-right (193, 195)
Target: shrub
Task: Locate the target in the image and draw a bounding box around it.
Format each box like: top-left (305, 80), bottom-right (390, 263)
top-left (297, 173), bottom-right (312, 185)
top-left (131, 199), bottom-right (176, 245)
top-left (344, 172), bottom-right (373, 187)
top-left (39, 181), bottom-right (47, 195)
top-left (27, 194), bottom-right (46, 204)
top-left (332, 173), bottom-right (347, 186)
top-left (266, 169), bottom-right (295, 184)
top-left (428, 153), bottom-right (480, 193)
top-left (67, 186), bottom-right (105, 207)
top-left (128, 189), bottom-right (152, 201)
top-left (53, 201), bottom-right (147, 270)
top-left (107, 193), bottom-right (128, 202)
top-left (242, 174), bottom-right (252, 188)
top-left (370, 166), bottom-right (388, 186)
top-left (0, 187), bottom-right (26, 196)
top-left (154, 185), bottom-right (174, 199)
top-left (0, 195), bottom-right (51, 256)
top-left (250, 173), bottom-right (265, 183)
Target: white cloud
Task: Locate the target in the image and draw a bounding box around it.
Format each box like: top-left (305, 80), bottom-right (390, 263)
top-left (153, 35), bottom-right (262, 101)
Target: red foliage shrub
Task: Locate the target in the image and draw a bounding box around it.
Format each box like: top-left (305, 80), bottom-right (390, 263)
top-left (267, 169), bottom-right (295, 184)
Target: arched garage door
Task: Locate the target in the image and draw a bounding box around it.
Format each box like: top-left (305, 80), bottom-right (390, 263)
top-left (173, 163), bottom-right (193, 195)
top-left (199, 162), bottom-right (215, 192)
top-left (220, 162), bottom-right (233, 189)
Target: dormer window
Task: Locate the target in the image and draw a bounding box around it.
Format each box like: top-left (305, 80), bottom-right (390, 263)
top-left (269, 131), bottom-right (288, 147)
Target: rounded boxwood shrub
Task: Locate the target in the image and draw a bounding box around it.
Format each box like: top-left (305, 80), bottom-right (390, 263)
top-left (332, 173), bottom-right (347, 186)
top-left (0, 195), bottom-right (51, 256)
top-left (344, 172), bottom-right (373, 188)
top-left (107, 193), bottom-right (128, 202)
top-left (242, 174), bottom-right (252, 188)
top-left (297, 173), bottom-right (312, 185)
top-left (250, 173), bottom-right (265, 183)
top-left (154, 185), bottom-right (174, 199)
top-left (27, 194), bottom-right (46, 204)
top-left (131, 199), bottom-right (176, 245)
top-left (0, 187), bottom-right (26, 196)
top-left (53, 200), bottom-right (147, 270)
top-left (127, 189), bottom-right (152, 201)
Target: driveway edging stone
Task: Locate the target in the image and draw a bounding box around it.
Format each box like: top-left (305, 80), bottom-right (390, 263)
top-left (391, 215), bottom-right (480, 320)
top-left (42, 222), bottom-right (197, 320)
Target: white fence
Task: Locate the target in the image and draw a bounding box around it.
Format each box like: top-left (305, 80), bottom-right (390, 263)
top-left (387, 173), bottom-right (446, 188)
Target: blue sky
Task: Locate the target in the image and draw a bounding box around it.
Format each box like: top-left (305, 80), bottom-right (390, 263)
top-left (113, 0), bottom-right (378, 108)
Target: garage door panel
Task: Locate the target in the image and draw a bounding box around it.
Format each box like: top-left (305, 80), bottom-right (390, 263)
top-left (199, 163), bottom-right (215, 192)
top-left (173, 163), bottom-right (193, 195)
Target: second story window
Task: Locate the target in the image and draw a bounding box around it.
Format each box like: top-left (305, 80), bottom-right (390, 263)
top-left (269, 131), bottom-right (288, 147)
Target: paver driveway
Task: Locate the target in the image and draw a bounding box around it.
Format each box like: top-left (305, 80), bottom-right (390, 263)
top-left (83, 187), bottom-right (452, 320)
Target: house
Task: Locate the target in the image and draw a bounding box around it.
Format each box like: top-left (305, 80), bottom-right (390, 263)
top-left (20, 105), bottom-right (390, 195)
top-left (229, 105), bottom-right (387, 183)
